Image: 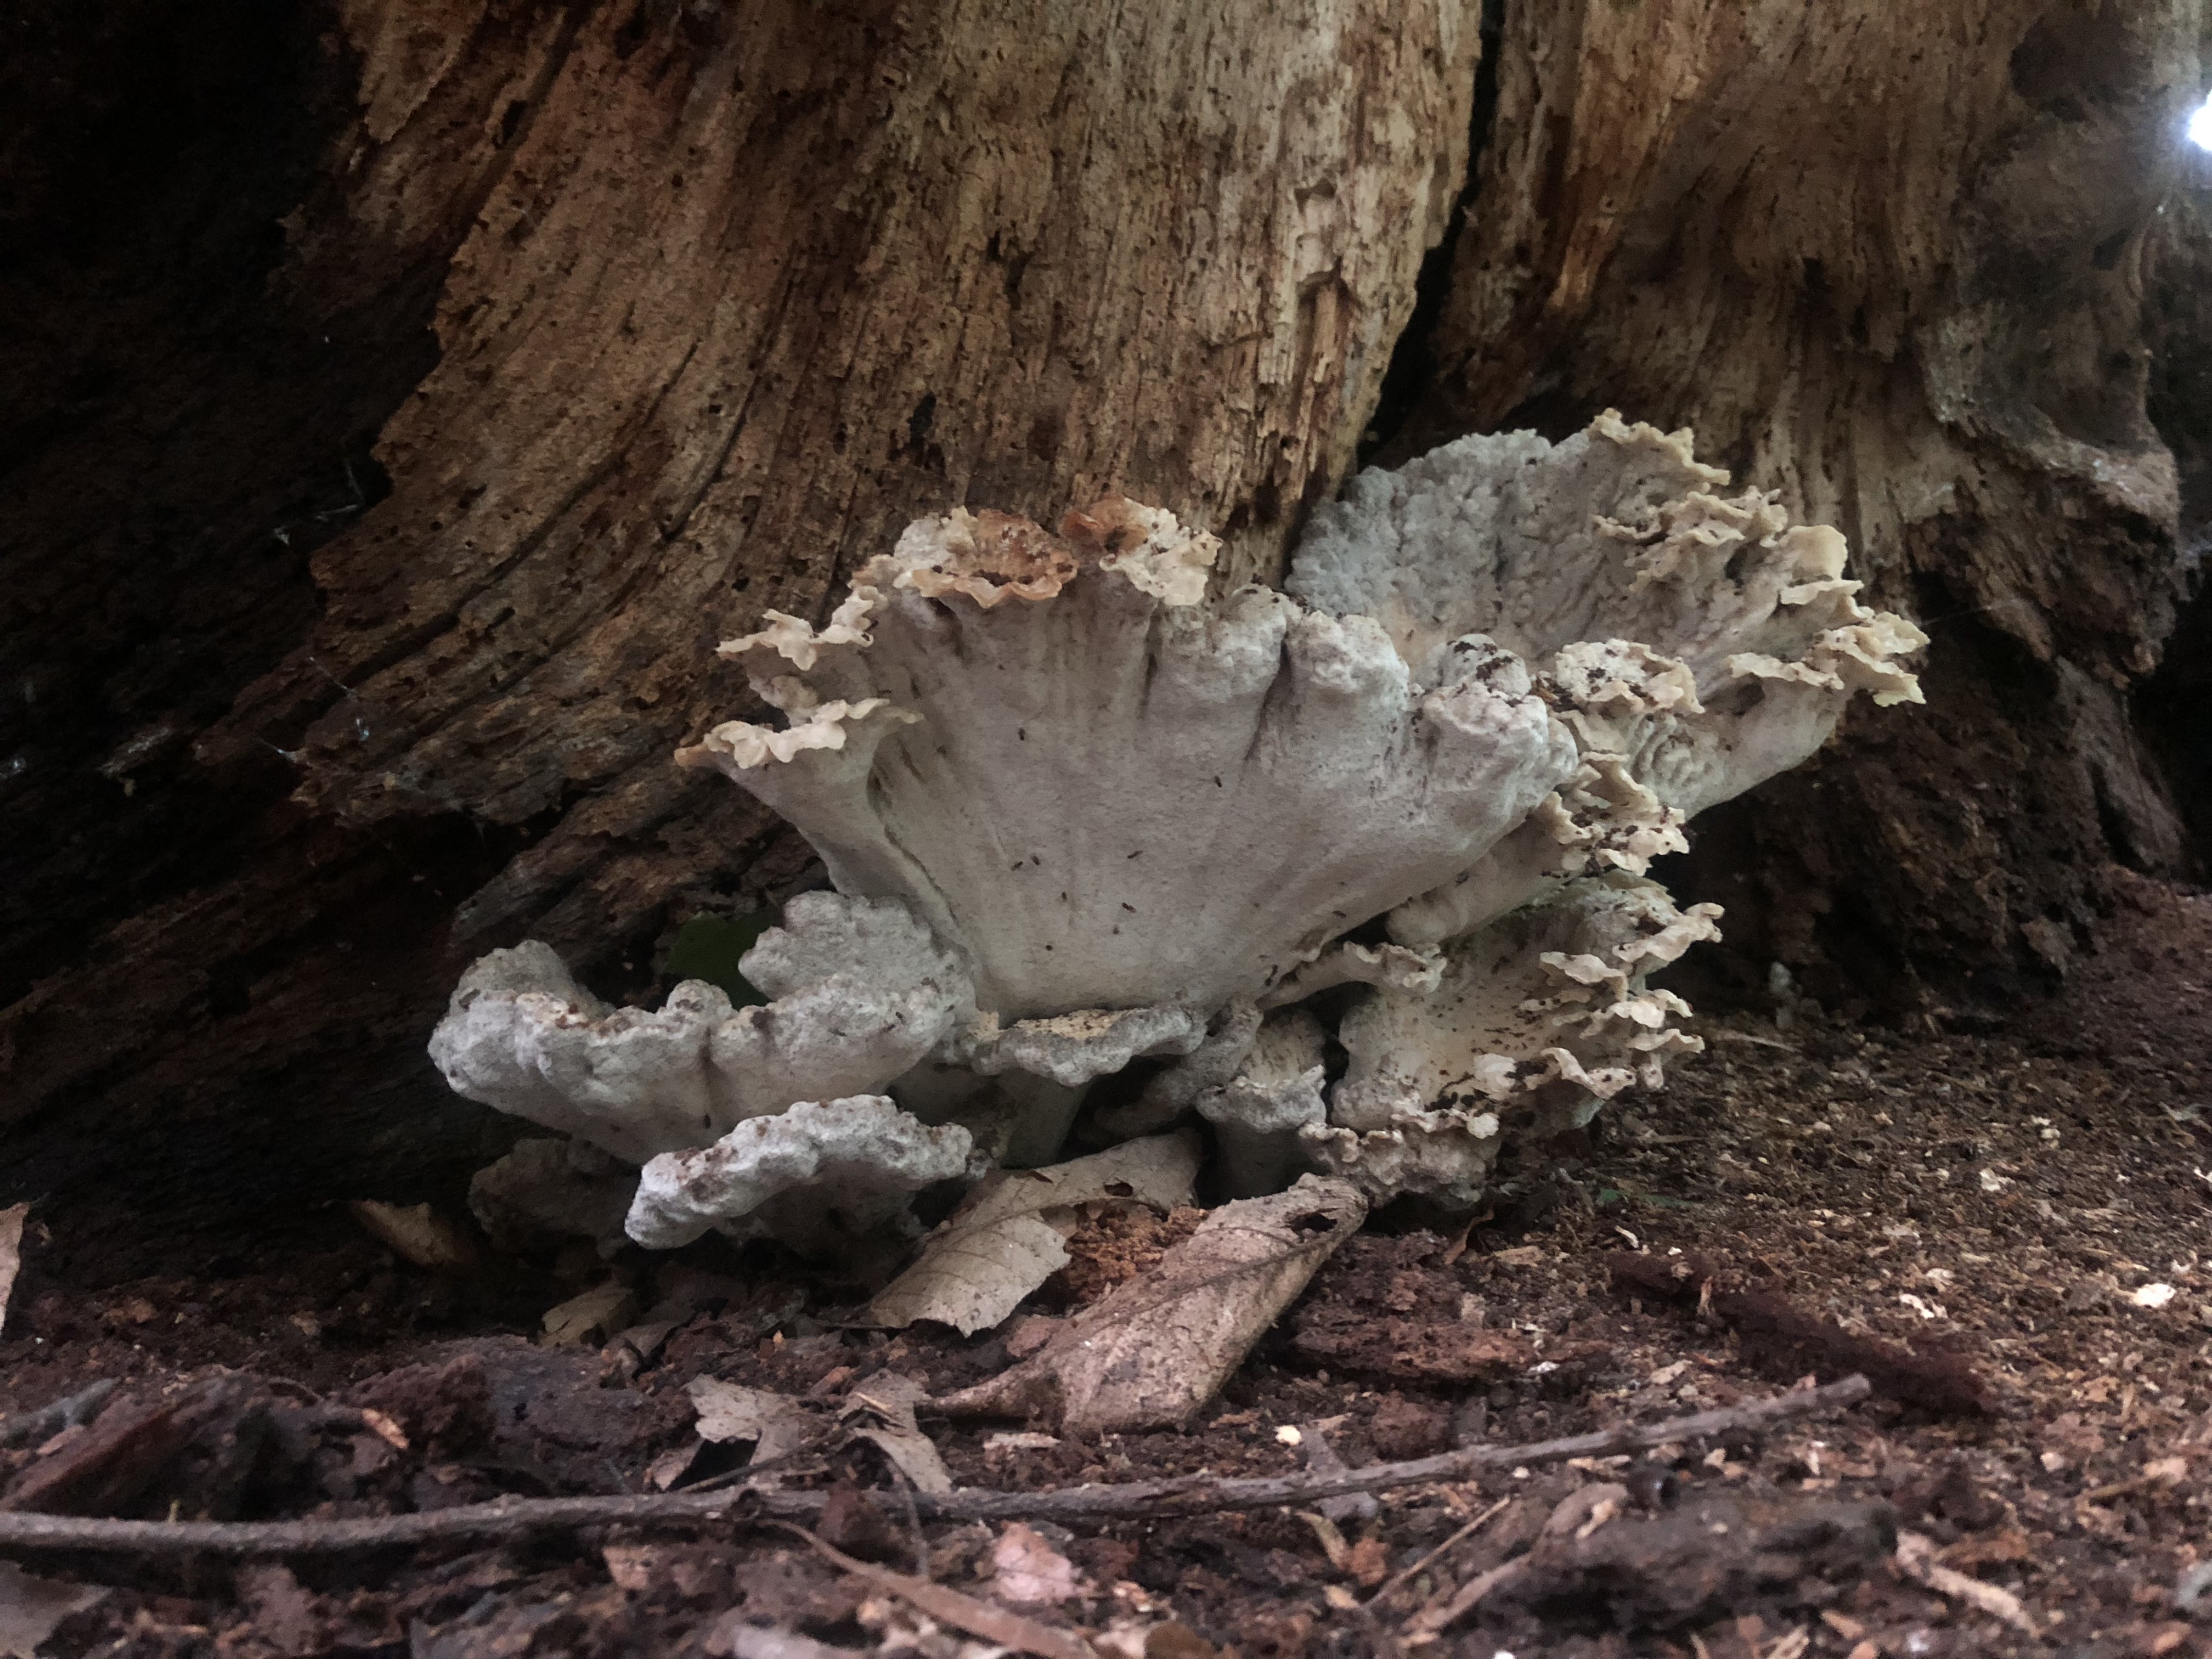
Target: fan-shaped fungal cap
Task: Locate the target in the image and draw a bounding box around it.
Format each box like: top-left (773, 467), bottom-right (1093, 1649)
top-left (1289, 412), bottom-right (1927, 935)
top-left (678, 499), bottom-right (1579, 1032)
top-left (627, 1094), bottom-right (981, 1253)
top-left (1314, 876), bottom-right (1719, 1212)
top-left (428, 894), bottom-right (971, 1164)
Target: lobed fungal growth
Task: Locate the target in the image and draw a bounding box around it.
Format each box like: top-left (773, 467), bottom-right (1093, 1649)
top-left (432, 413), bottom-right (1926, 1255)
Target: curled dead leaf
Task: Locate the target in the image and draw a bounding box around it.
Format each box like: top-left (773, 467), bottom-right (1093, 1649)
top-left (840, 1373), bottom-right (953, 1494)
top-left (936, 1175), bottom-right (1368, 1432)
top-left (871, 1133), bottom-right (1201, 1335)
top-left (686, 1378), bottom-right (816, 1465)
top-left (0, 1560), bottom-right (107, 1659)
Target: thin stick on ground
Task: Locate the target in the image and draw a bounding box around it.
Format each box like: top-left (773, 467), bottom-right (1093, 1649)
top-left (1367, 1494), bottom-right (1513, 1609)
top-left (0, 1375), bottom-right (1869, 1558)
top-left (775, 1522), bottom-right (1095, 1659)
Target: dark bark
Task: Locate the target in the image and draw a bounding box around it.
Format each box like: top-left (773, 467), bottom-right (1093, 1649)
top-left (0, 0), bottom-right (1475, 1248)
top-left (1388, 0), bottom-right (2209, 1010)
top-left (2142, 161), bottom-right (2212, 862)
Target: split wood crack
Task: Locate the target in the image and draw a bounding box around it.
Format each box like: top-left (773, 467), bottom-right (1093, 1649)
top-left (0, 1375), bottom-right (1867, 1556)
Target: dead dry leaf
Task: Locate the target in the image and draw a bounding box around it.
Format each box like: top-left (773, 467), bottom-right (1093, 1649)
top-left (990, 1522), bottom-right (1084, 1605)
top-left (779, 1523), bottom-right (1096, 1659)
top-left (348, 1199), bottom-right (480, 1271)
top-left (840, 1373), bottom-right (952, 1494)
top-left (541, 1280), bottom-right (639, 1347)
top-left (936, 1175), bottom-right (1367, 1432)
top-left (1299, 1510), bottom-right (1353, 1571)
top-left (687, 1378), bottom-right (816, 1464)
top-left (1347, 1535), bottom-right (1391, 1588)
top-left (0, 1207), bottom-right (26, 1341)
top-left (646, 1440), bottom-right (703, 1491)
top-left (871, 1133), bottom-right (1202, 1335)
top-left (0, 1561), bottom-right (106, 1659)
top-left (235, 1564), bottom-right (319, 1656)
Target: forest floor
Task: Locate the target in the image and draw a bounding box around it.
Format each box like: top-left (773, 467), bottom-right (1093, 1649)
top-left (3, 871), bottom-right (2210, 1659)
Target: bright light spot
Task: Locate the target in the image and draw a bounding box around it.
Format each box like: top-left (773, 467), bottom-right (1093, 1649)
top-left (2191, 95), bottom-right (2212, 150)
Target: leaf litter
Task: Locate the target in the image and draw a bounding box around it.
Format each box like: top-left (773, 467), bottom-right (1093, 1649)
top-left (3, 875), bottom-right (2211, 1656)
top-left (869, 1132), bottom-right (1202, 1335)
top-left (936, 1175), bottom-right (1368, 1431)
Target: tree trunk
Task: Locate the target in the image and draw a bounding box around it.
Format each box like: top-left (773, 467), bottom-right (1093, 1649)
top-left (1392, 0), bottom-right (2209, 1010)
top-left (2, 0), bottom-right (2204, 1246)
top-left (0, 0), bottom-right (1476, 1240)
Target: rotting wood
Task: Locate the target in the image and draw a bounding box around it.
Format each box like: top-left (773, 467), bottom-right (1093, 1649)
top-left (1402, 0), bottom-right (2206, 995)
top-left (1, 0), bottom-right (1480, 1228)
top-left (0, 1376), bottom-right (1867, 1556)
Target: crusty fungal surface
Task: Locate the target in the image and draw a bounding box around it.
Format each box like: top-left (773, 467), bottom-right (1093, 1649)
top-left (626, 1095), bottom-right (982, 1254)
top-left (1310, 874), bottom-right (1722, 1211)
top-left (1196, 1008), bottom-right (1330, 1199)
top-left (1291, 412), bottom-right (1927, 943)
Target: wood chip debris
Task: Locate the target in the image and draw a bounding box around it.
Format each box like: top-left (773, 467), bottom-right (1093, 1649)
top-left (776, 1524), bottom-right (1095, 1659)
top-left (987, 1522), bottom-right (1084, 1605)
top-left (540, 1280), bottom-right (639, 1347)
top-left (347, 1200), bottom-right (479, 1272)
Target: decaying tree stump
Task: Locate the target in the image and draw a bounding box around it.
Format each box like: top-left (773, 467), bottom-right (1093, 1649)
top-left (1391, 0), bottom-right (2210, 1003)
top-left (0, 0), bottom-right (2204, 1240)
top-left (0, 0), bottom-right (1476, 1232)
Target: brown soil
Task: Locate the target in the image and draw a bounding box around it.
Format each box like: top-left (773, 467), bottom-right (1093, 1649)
top-left (7, 871), bottom-right (2212, 1658)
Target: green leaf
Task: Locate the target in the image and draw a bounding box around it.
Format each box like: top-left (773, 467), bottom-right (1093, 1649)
top-left (663, 912), bottom-right (776, 1007)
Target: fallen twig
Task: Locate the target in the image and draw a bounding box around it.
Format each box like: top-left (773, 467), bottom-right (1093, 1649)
top-left (0, 1375), bottom-right (1869, 1556)
top-left (0, 1380), bottom-right (119, 1449)
top-left (1405, 1556), bottom-right (1525, 1634)
top-left (1300, 1418), bottom-right (1379, 1523)
top-left (774, 1523), bottom-right (1094, 1659)
top-left (1610, 1253), bottom-right (1992, 1414)
top-left (1892, 1529), bottom-right (2038, 1636)
top-left (1367, 1494), bottom-right (1511, 1609)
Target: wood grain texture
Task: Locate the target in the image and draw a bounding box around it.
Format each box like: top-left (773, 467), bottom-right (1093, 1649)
top-left (0, 0), bottom-right (1478, 1228)
top-left (1402, 0), bottom-right (2207, 996)
top-left (210, 0), bottom-right (1478, 829)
